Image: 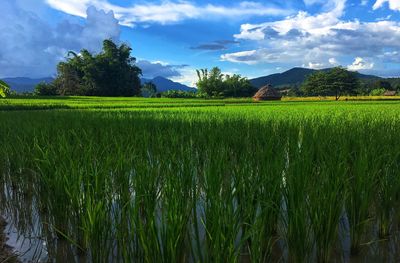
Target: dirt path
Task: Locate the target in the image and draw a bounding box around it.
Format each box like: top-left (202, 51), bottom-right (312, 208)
top-left (0, 217), bottom-right (18, 263)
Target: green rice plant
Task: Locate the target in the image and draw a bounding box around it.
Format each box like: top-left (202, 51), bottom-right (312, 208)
top-left (200, 146), bottom-right (243, 262)
top-left (372, 124), bottom-right (400, 238)
top-left (280, 124), bottom-right (314, 263)
top-left (1, 98), bottom-right (400, 262)
top-left (235, 122), bottom-right (286, 262)
top-left (305, 121), bottom-right (348, 262)
top-left (344, 122), bottom-right (380, 255)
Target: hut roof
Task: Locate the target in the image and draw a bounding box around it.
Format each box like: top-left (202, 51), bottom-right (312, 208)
top-left (253, 85), bottom-right (282, 100)
top-left (383, 90), bottom-right (397, 96)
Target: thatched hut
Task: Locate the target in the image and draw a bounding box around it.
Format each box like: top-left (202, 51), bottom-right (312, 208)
top-left (253, 84), bottom-right (282, 101)
top-left (383, 90), bottom-right (397, 96)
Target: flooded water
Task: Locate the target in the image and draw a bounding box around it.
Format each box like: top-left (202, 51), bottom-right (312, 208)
top-left (2, 197), bottom-right (400, 262)
top-left (1, 165), bottom-right (400, 262)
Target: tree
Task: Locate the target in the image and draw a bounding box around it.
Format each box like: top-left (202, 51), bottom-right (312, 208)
top-left (301, 67), bottom-right (360, 100)
top-left (51, 39), bottom-right (142, 97)
top-left (196, 67), bottom-right (256, 97)
top-left (224, 74), bottom-right (257, 97)
top-left (141, 82), bottom-right (157, 97)
top-left (370, 88), bottom-right (386, 96)
top-left (328, 67), bottom-right (359, 100)
top-left (34, 82), bottom-right (59, 96)
top-left (0, 80), bottom-right (10, 98)
top-left (372, 80), bottom-right (392, 90)
top-left (56, 50), bottom-right (94, 96)
top-left (301, 71), bottom-right (329, 96)
top-left (90, 40), bottom-right (142, 96)
top-left (196, 67), bottom-right (224, 96)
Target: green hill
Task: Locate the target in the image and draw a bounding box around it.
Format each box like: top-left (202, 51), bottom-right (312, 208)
top-left (250, 67), bottom-right (381, 88)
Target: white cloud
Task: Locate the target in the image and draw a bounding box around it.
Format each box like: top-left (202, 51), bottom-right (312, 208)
top-left (234, 0), bottom-right (345, 41)
top-left (0, 1), bottom-right (120, 78)
top-left (376, 14), bottom-right (392, 21)
top-left (361, 0), bottom-right (368, 6)
top-left (170, 66), bottom-right (198, 87)
top-left (373, 0), bottom-right (400, 11)
top-left (347, 57), bottom-right (374, 71)
top-left (46, 0), bottom-right (292, 27)
top-left (224, 0), bottom-right (400, 68)
top-left (329, 57), bottom-right (340, 65)
top-left (306, 62), bottom-right (325, 69)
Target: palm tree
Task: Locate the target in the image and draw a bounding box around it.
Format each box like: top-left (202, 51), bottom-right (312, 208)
top-left (0, 80), bottom-right (10, 98)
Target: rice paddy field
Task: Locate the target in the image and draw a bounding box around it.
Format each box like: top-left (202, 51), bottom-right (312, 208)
top-left (1, 97), bottom-right (400, 262)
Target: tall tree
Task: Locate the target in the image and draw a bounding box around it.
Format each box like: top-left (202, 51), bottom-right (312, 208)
top-left (301, 71), bottom-right (329, 96)
top-left (141, 82), bottom-right (157, 97)
top-left (196, 67), bottom-right (224, 96)
top-left (34, 82), bottom-right (59, 96)
top-left (224, 74), bottom-right (256, 97)
top-left (196, 67), bottom-right (255, 97)
top-left (53, 39), bottom-right (142, 97)
top-left (93, 40), bottom-right (142, 96)
top-left (301, 67), bottom-right (360, 100)
top-left (328, 67), bottom-right (359, 100)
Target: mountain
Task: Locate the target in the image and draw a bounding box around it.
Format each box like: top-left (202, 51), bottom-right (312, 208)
top-left (250, 67), bottom-right (381, 88)
top-left (141, 76), bottom-right (196, 92)
top-left (1, 77), bottom-right (54, 93)
top-left (2, 76), bottom-right (195, 94)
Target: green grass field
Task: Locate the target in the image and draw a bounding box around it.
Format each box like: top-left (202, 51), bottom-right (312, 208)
top-left (1, 97), bottom-right (400, 262)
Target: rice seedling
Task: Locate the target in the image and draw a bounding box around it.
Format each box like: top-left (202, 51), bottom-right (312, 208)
top-left (0, 98), bottom-right (400, 262)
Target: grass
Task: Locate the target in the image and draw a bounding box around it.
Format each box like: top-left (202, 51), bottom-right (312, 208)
top-left (0, 97), bottom-right (400, 262)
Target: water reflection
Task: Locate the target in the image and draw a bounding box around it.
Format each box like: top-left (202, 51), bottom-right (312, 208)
top-left (1, 168), bottom-right (400, 262)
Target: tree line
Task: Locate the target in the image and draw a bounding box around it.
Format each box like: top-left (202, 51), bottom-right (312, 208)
top-left (300, 68), bottom-right (400, 99)
top-left (1, 38), bottom-right (398, 99)
top-left (196, 67), bottom-right (256, 97)
top-left (32, 39), bottom-right (255, 98)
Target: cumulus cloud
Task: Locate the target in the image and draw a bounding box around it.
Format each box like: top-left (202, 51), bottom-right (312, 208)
top-left (0, 1), bottom-right (120, 78)
top-left (136, 60), bottom-right (189, 79)
top-left (222, 0), bottom-right (400, 71)
top-left (347, 57), bottom-right (374, 71)
top-left (373, 0), bottom-right (400, 11)
top-left (234, 0), bottom-right (345, 41)
top-left (45, 0), bottom-right (292, 27)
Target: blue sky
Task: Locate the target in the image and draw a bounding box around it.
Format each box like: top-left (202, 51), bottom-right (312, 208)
top-left (1, 0), bottom-right (400, 86)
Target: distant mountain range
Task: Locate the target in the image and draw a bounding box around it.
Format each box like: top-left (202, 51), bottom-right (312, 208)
top-left (141, 76), bottom-right (196, 92)
top-left (249, 67), bottom-right (381, 88)
top-left (1, 76), bottom-right (195, 93)
top-left (1, 68), bottom-right (387, 94)
top-left (2, 77), bottom-right (54, 93)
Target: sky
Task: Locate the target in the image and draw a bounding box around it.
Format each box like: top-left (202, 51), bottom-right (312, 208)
top-left (1, 0), bottom-right (400, 86)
